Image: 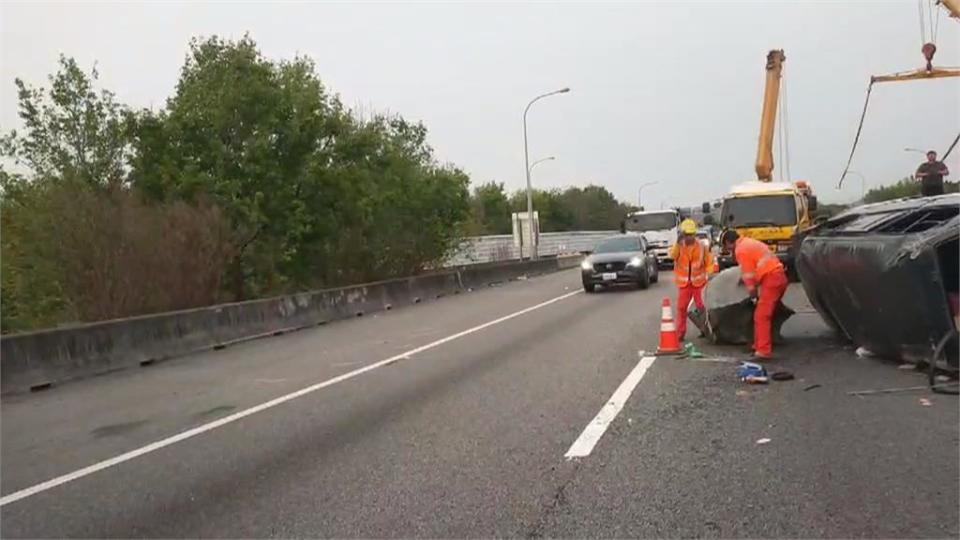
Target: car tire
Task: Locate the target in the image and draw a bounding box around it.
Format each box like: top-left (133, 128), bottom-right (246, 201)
top-left (637, 270), bottom-right (650, 290)
top-left (650, 265), bottom-right (659, 283)
top-left (583, 282), bottom-right (596, 293)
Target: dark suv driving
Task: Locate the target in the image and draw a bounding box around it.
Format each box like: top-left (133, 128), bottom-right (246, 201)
top-left (580, 235), bottom-right (659, 292)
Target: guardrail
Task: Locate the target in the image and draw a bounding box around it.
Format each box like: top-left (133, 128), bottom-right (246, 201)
top-left (446, 231), bottom-right (616, 266)
top-left (1, 255), bottom-right (583, 395)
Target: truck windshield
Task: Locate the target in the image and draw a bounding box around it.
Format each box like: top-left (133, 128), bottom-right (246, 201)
top-left (721, 195), bottom-right (797, 227)
top-left (594, 237), bottom-right (641, 254)
top-left (625, 213), bottom-right (677, 232)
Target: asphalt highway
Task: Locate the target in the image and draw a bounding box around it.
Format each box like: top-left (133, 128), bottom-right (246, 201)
top-left (2, 268), bottom-right (957, 538)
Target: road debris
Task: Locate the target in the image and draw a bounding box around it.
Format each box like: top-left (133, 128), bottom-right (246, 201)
top-left (683, 342), bottom-right (705, 358)
top-left (756, 438), bottom-right (772, 445)
top-left (919, 398), bottom-right (933, 407)
top-left (736, 362), bottom-right (769, 384)
top-left (771, 370), bottom-right (795, 381)
top-left (848, 383), bottom-right (960, 396)
top-left (897, 363), bottom-right (915, 370)
top-left (803, 384), bottom-right (822, 392)
top-left (855, 347), bottom-right (875, 358)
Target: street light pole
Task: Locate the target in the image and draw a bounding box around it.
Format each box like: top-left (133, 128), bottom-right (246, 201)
top-left (638, 181), bottom-right (658, 209)
top-left (529, 156), bottom-right (556, 173)
top-left (523, 87), bottom-right (570, 260)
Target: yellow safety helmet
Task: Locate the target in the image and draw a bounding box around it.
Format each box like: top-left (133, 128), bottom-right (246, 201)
top-left (680, 218), bottom-right (698, 235)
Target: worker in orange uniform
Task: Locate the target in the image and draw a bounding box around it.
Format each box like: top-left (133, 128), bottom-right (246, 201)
top-left (720, 229), bottom-right (789, 360)
top-left (669, 219), bottom-right (714, 342)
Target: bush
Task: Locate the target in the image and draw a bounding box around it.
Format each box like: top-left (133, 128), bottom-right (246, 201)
top-left (1, 178), bottom-right (235, 332)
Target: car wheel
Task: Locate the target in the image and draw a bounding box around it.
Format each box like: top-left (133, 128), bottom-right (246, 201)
top-left (650, 263), bottom-right (659, 283)
top-left (637, 270), bottom-right (650, 290)
top-left (583, 282), bottom-right (596, 293)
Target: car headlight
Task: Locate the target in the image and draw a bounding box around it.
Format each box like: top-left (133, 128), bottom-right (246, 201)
top-left (581, 260), bottom-right (593, 270)
top-left (627, 256), bottom-right (643, 267)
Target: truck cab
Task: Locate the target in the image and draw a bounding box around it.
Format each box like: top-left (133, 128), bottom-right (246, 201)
top-left (623, 209), bottom-right (681, 268)
top-left (716, 181), bottom-right (816, 276)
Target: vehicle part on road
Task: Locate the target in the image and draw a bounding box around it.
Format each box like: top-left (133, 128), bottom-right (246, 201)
top-left (847, 383), bottom-right (960, 396)
top-left (693, 267), bottom-right (794, 344)
top-left (771, 370), bottom-right (795, 381)
top-left (797, 194), bottom-right (959, 368)
top-left (929, 327), bottom-right (960, 394)
top-left (656, 298), bottom-right (684, 355)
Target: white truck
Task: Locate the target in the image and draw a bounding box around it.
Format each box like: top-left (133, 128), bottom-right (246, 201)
top-left (622, 209), bottom-right (681, 268)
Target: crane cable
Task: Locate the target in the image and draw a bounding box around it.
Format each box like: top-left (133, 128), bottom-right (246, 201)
top-left (838, 82), bottom-right (874, 189)
top-left (919, 0), bottom-right (927, 46)
top-left (943, 131), bottom-right (960, 160)
top-left (776, 98), bottom-right (784, 182)
top-left (783, 69), bottom-right (792, 181)
top-left (840, 0), bottom-right (943, 189)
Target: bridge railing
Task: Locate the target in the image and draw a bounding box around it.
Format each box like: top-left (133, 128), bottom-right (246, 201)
top-left (446, 231), bottom-right (616, 266)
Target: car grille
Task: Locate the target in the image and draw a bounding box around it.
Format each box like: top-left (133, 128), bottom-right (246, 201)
top-left (593, 262), bottom-right (627, 272)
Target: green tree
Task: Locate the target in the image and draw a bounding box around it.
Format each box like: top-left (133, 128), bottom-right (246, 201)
top-left (466, 181), bottom-right (511, 235)
top-left (1, 56), bottom-right (131, 189)
top-left (559, 185), bottom-right (632, 230)
top-left (509, 188), bottom-right (576, 232)
top-left (862, 176), bottom-right (959, 204)
top-left (129, 35), bottom-right (345, 298)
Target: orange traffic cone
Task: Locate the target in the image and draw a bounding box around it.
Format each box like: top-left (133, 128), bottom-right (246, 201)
top-left (656, 297), bottom-right (684, 355)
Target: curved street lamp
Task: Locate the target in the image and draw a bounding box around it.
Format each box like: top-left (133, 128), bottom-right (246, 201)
top-left (844, 170), bottom-right (867, 201)
top-left (528, 156), bottom-right (556, 173)
top-left (638, 181), bottom-right (658, 208)
top-left (523, 87), bottom-right (570, 259)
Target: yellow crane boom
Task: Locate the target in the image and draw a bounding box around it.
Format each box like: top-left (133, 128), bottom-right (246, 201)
top-left (755, 50), bottom-right (785, 183)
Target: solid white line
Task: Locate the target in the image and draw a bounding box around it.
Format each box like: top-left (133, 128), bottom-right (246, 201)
top-left (0, 288), bottom-right (582, 507)
top-left (564, 353), bottom-right (656, 460)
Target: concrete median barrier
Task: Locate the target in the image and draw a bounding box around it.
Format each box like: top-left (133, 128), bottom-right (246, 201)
top-left (1, 255), bottom-right (581, 395)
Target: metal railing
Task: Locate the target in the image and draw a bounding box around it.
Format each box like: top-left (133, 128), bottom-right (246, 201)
top-left (446, 231), bottom-right (616, 266)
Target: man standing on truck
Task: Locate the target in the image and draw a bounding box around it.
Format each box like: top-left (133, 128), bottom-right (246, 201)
top-left (720, 229), bottom-right (788, 360)
top-left (670, 219), bottom-right (713, 342)
top-left (915, 150), bottom-right (950, 197)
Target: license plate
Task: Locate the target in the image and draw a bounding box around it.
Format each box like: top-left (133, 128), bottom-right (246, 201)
top-left (602, 272), bottom-right (617, 281)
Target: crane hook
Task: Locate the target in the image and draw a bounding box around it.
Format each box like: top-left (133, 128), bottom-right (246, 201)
top-left (922, 42), bottom-right (937, 71)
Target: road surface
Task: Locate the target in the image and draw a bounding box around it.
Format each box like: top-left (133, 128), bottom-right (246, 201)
top-left (2, 268), bottom-right (957, 538)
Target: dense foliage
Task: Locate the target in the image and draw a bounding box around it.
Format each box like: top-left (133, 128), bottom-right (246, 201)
top-left (1, 36), bottom-right (636, 333)
top-left (1, 37), bottom-right (470, 332)
top-left (862, 176), bottom-right (959, 204)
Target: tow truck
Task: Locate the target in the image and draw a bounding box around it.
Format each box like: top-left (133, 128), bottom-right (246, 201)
top-left (708, 50), bottom-right (817, 278)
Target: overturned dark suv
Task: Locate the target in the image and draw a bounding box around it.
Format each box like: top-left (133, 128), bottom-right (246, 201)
top-left (796, 194), bottom-right (958, 368)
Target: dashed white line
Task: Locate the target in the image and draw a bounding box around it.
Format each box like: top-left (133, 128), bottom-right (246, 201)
top-left (564, 352), bottom-right (657, 460)
top-left (0, 288), bottom-right (582, 507)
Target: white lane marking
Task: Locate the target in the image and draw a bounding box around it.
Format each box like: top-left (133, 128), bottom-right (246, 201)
top-left (0, 289), bottom-right (582, 507)
top-left (564, 352), bottom-right (656, 460)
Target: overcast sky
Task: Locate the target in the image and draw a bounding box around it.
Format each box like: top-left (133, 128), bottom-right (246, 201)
top-left (2, 1), bottom-right (958, 205)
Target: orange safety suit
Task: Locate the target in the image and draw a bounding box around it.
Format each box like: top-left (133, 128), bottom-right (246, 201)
top-left (733, 236), bottom-right (788, 357)
top-left (669, 240), bottom-right (714, 340)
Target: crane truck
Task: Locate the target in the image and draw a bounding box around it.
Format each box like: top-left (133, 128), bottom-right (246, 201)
top-left (711, 49), bottom-right (817, 278)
